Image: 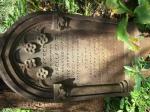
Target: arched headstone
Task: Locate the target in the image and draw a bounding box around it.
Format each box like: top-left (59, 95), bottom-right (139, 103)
top-left (0, 12), bottom-right (147, 102)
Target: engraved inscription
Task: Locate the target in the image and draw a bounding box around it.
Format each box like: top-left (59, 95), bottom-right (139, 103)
top-left (39, 31), bottom-right (124, 85)
top-left (16, 23), bottom-right (125, 87)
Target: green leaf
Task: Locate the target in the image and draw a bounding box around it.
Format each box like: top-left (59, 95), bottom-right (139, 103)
top-left (117, 110), bottom-right (123, 112)
top-left (124, 66), bottom-right (136, 73)
top-left (65, 0), bottom-right (70, 11)
top-left (119, 98), bottom-right (125, 109)
top-left (134, 4), bottom-right (150, 24)
top-left (138, 0), bottom-right (150, 5)
top-left (116, 16), bottom-right (140, 51)
top-left (8, 14), bottom-right (16, 22)
top-left (117, 16), bottom-right (128, 41)
top-left (106, 0), bottom-right (131, 14)
top-left (64, 0), bottom-right (79, 14)
top-left (134, 75), bottom-right (142, 90)
top-left (143, 61), bottom-right (150, 69)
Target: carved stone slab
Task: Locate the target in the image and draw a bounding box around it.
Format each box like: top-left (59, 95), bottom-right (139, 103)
top-left (0, 12), bottom-right (145, 101)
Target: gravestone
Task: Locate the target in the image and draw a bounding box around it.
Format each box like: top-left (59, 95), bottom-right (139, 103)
top-left (0, 12), bottom-right (149, 110)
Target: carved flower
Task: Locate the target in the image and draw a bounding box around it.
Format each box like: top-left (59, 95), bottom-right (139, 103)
top-left (37, 34), bottom-right (48, 45)
top-left (24, 59), bottom-right (36, 69)
top-left (24, 43), bottom-right (37, 54)
top-left (36, 68), bottom-right (49, 80)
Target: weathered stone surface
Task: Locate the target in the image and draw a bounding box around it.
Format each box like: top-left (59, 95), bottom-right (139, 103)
top-left (0, 91), bottom-right (103, 112)
top-left (0, 12), bottom-right (133, 101)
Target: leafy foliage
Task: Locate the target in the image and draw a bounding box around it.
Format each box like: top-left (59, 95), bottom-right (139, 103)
top-left (27, 0), bottom-right (79, 14)
top-left (122, 58), bottom-right (150, 112)
top-left (0, 0), bottom-right (17, 32)
top-left (27, 0), bottom-right (42, 12)
top-left (104, 97), bottom-right (122, 112)
top-left (116, 15), bottom-right (140, 51)
top-left (105, 57), bottom-right (150, 112)
top-left (64, 0), bottom-right (79, 14)
top-left (105, 0), bottom-right (131, 14)
top-left (0, 0), bottom-right (109, 33)
top-left (106, 0), bottom-right (150, 51)
top-left (138, 0), bottom-right (150, 6)
top-left (0, 108), bottom-right (56, 112)
top-left (1, 108), bottom-right (32, 112)
top-left (1, 0), bottom-right (150, 111)
top-left (134, 3), bottom-right (150, 24)
top-left (0, 0), bottom-right (27, 33)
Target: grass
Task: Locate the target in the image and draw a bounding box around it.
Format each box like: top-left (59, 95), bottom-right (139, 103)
top-left (0, 0), bottom-right (27, 33)
top-left (0, 108), bottom-right (32, 112)
top-left (0, 108), bottom-right (58, 112)
top-left (0, 0), bottom-right (17, 32)
top-left (0, 0), bottom-right (107, 33)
